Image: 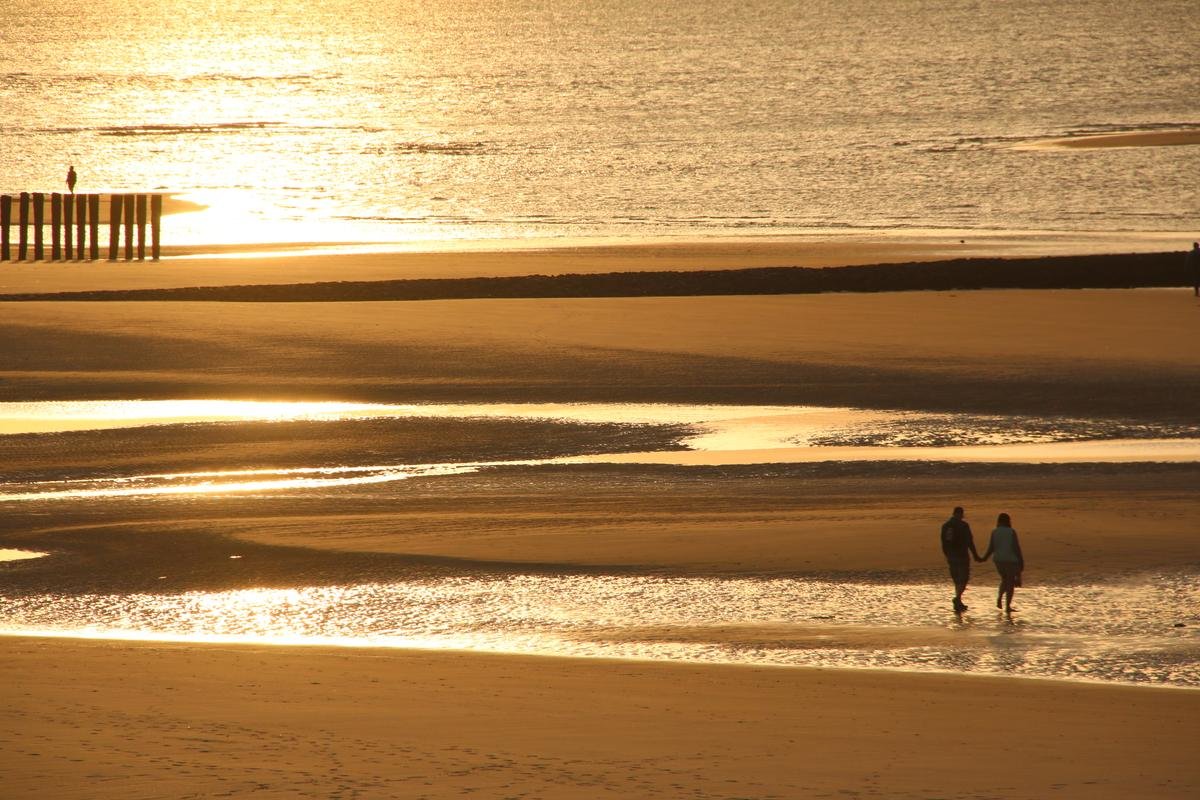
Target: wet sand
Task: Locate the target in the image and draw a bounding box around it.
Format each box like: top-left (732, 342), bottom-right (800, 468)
top-left (1, 287), bottom-right (1198, 419)
top-left (2, 460), bottom-right (1198, 591)
top-left (2, 245), bottom-right (1199, 797)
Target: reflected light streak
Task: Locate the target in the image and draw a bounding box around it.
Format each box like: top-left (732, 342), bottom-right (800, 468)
top-left (2, 574), bottom-right (1196, 687)
top-left (0, 464), bottom-right (480, 501)
top-left (0, 549), bottom-right (46, 562)
top-left (566, 437), bottom-right (1200, 467)
top-left (0, 399), bottom-right (405, 435)
top-left (0, 399), bottom-right (859, 437)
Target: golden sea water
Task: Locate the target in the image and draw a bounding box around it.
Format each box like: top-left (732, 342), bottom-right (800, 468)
top-left (2, 0), bottom-right (1198, 245)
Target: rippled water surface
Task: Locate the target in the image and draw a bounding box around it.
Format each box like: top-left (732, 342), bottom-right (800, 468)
top-left (3, 0), bottom-right (1197, 245)
top-left (3, 572), bottom-right (1197, 687)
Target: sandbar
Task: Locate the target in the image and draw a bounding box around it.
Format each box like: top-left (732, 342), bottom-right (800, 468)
top-left (1024, 129), bottom-right (1200, 150)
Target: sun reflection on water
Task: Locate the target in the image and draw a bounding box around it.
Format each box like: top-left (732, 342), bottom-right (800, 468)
top-left (0, 399), bottom-right (408, 435)
top-left (2, 573), bottom-right (1196, 687)
top-left (0, 463), bottom-right (482, 501)
top-left (0, 549), bottom-right (46, 563)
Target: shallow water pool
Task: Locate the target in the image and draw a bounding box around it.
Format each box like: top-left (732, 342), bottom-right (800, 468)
top-left (3, 571), bottom-right (1196, 688)
top-left (1, 401), bottom-right (1198, 501)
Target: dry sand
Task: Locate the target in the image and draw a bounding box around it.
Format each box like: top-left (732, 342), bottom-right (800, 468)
top-left (2, 245), bottom-right (1199, 798)
top-left (2, 636), bottom-right (1197, 800)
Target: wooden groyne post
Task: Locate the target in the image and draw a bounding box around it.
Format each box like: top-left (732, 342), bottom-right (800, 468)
top-left (0, 195), bottom-right (10, 259)
top-left (76, 194), bottom-right (87, 260)
top-left (51, 194), bottom-right (62, 260)
top-left (122, 195), bottom-right (134, 261)
top-left (108, 195), bottom-right (121, 261)
top-left (33, 192), bottom-right (45, 260)
top-left (63, 193), bottom-right (74, 259)
top-left (150, 194), bottom-right (162, 260)
top-left (89, 194), bottom-right (100, 260)
top-left (18, 193), bottom-right (29, 260)
top-left (0, 192), bottom-right (163, 262)
top-left (136, 194), bottom-right (147, 261)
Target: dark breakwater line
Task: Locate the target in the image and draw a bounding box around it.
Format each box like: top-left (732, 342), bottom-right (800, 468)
top-left (0, 252), bottom-right (1189, 302)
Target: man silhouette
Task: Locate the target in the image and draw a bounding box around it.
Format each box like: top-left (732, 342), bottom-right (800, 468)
top-left (66, 165), bottom-right (77, 194)
top-left (940, 506), bottom-right (981, 612)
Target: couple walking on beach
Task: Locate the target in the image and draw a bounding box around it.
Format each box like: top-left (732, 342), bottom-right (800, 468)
top-left (941, 506), bottom-right (1024, 614)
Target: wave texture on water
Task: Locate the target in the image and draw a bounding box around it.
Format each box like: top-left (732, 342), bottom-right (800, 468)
top-left (2, 0), bottom-right (1198, 244)
top-left (3, 573), bottom-right (1197, 687)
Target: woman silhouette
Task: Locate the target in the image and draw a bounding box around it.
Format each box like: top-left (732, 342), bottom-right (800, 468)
top-left (66, 165), bottom-right (77, 194)
top-left (980, 512), bottom-right (1024, 613)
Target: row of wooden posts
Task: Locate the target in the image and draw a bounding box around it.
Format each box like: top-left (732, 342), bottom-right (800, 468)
top-left (0, 192), bottom-right (163, 262)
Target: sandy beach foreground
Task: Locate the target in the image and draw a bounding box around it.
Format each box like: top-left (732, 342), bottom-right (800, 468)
top-left (2, 243), bottom-right (1198, 797)
top-left (3, 636), bottom-right (1197, 800)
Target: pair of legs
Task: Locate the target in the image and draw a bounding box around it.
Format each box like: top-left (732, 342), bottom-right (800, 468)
top-left (948, 558), bottom-right (970, 612)
top-left (996, 563), bottom-right (1020, 612)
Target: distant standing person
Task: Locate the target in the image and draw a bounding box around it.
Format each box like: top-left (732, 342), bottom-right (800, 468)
top-left (979, 512), bottom-right (1024, 614)
top-left (940, 506), bottom-right (981, 613)
top-left (1188, 242), bottom-right (1200, 297)
top-left (66, 165), bottom-right (77, 194)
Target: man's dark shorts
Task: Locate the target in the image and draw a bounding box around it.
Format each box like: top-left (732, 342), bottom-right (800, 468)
top-left (946, 556), bottom-right (970, 587)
